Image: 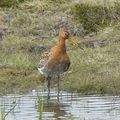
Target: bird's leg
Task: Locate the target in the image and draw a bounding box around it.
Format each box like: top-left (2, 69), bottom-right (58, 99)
top-left (57, 75), bottom-right (60, 101)
top-left (46, 76), bottom-right (51, 99)
top-left (47, 90), bottom-right (50, 100)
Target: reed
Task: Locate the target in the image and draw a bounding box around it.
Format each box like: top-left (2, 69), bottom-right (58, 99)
top-left (37, 96), bottom-right (43, 120)
top-left (0, 104), bottom-right (17, 120)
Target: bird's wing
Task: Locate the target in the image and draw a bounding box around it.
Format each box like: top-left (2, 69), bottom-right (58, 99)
top-left (64, 61), bottom-right (71, 71)
top-left (38, 50), bottom-right (51, 68)
top-left (38, 45), bottom-right (53, 67)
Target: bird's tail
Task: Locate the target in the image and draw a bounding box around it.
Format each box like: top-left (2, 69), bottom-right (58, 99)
top-left (38, 67), bottom-right (44, 74)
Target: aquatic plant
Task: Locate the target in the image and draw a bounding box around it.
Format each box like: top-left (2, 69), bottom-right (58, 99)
top-left (0, 110), bottom-right (5, 120)
top-left (37, 96), bottom-right (43, 120)
top-left (0, 104), bottom-right (17, 120)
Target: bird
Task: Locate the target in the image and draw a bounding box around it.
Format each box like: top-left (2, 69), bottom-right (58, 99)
top-left (38, 28), bottom-right (78, 95)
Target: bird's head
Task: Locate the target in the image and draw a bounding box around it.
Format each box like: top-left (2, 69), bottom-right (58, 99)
top-left (59, 28), bottom-right (78, 46)
top-left (59, 30), bottom-right (69, 40)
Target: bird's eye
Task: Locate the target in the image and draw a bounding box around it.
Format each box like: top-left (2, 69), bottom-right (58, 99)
top-left (65, 32), bottom-right (68, 36)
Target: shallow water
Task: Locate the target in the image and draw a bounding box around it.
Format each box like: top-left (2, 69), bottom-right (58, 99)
top-left (0, 90), bottom-right (120, 120)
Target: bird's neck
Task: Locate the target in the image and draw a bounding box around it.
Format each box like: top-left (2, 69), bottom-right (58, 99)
top-left (58, 37), bottom-right (66, 51)
top-left (59, 37), bottom-right (66, 46)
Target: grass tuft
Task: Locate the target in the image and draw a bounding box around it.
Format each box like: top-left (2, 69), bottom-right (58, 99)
top-left (0, 0), bottom-right (120, 95)
top-left (38, 96), bottom-right (43, 120)
top-left (63, 26), bottom-right (120, 94)
top-left (69, 1), bottom-right (120, 33)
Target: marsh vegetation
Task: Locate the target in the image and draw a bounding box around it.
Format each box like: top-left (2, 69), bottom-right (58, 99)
top-left (0, 0), bottom-right (120, 95)
top-left (0, 90), bottom-right (120, 120)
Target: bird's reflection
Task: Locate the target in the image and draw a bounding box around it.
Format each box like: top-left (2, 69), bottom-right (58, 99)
top-left (43, 100), bottom-right (66, 119)
top-left (47, 88), bottom-right (60, 102)
top-left (47, 89), bottom-right (50, 100)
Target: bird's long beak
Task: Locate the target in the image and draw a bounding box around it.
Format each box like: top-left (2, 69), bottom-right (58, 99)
top-left (68, 37), bottom-right (79, 46)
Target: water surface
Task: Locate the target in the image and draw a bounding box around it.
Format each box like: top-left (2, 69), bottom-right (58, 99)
top-left (0, 90), bottom-right (120, 120)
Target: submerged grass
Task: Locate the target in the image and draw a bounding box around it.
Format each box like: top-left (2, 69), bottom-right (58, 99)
top-left (0, 102), bottom-right (17, 120)
top-left (37, 96), bottom-right (43, 120)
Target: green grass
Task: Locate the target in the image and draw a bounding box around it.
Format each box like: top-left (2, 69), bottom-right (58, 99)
top-left (0, 35), bottom-right (42, 70)
top-left (0, 0), bottom-right (120, 95)
top-left (62, 26), bottom-right (120, 94)
top-left (0, 102), bottom-right (17, 120)
top-left (0, 0), bottom-right (29, 7)
top-left (37, 96), bottom-right (43, 120)
top-left (0, 35), bottom-right (45, 95)
top-left (69, 1), bottom-right (120, 33)
top-left (1, 0), bottom-right (120, 37)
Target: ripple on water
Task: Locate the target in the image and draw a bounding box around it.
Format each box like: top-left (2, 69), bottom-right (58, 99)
top-left (0, 90), bottom-right (120, 120)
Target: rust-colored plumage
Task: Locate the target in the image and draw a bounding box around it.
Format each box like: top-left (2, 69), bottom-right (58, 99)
top-left (38, 28), bottom-right (72, 94)
top-left (38, 29), bottom-right (70, 77)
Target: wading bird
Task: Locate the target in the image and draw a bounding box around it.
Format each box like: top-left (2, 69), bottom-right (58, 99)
top-left (38, 28), bottom-right (78, 95)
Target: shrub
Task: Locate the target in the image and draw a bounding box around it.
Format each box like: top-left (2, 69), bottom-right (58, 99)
top-left (0, 0), bottom-right (26, 7)
top-left (70, 2), bottom-right (120, 33)
top-left (50, 0), bottom-right (65, 3)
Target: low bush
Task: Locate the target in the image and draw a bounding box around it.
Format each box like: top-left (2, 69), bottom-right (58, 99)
top-left (70, 2), bottom-right (120, 33)
top-left (0, 0), bottom-right (27, 7)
